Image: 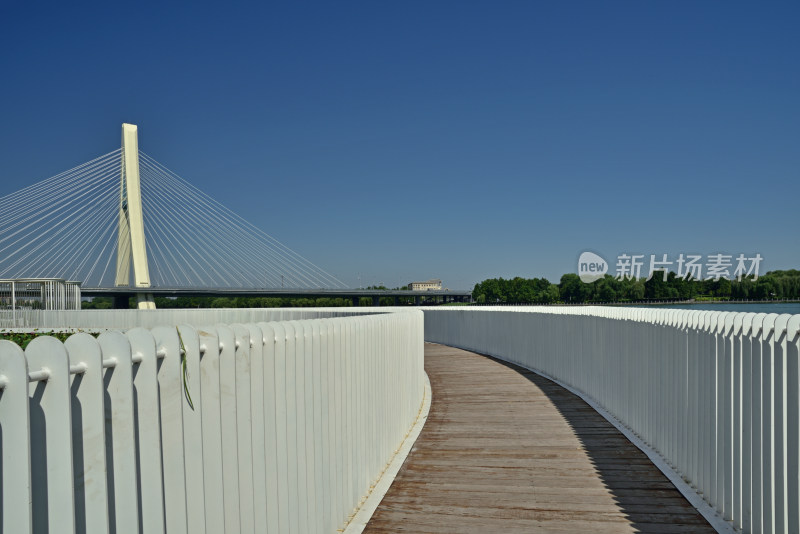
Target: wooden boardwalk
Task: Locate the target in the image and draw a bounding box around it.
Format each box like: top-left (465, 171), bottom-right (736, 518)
top-left (364, 343), bottom-right (715, 534)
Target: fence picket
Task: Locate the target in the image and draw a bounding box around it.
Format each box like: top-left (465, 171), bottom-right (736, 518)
top-left (26, 336), bottom-right (76, 534)
top-left (175, 324), bottom-right (207, 534)
top-left (64, 333), bottom-right (109, 534)
top-left (96, 331), bottom-right (139, 534)
top-left (195, 326), bottom-right (225, 533)
top-left (231, 324), bottom-right (254, 534)
top-left (216, 324), bottom-right (241, 534)
top-left (786, 316), bottom-right (800, 534)
top-left (126, 327), bottom-right (165, 534)
top-left (151, 326), bottom-right (189, 534)
top-left (0, 340), bottom-right (31, 534)
top-left (246, 323), bottom-right (268, 534)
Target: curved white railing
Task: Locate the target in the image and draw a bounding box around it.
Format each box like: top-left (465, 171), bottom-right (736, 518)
top-left (0, 307), bottom-right (385, 330)
top-left (423, 306), bottom-right (800, 534)
top-left (0, 309), bottom-right (425, 534)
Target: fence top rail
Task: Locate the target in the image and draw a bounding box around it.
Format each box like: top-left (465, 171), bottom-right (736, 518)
top-left (0, 307), bottom-right (423, 334)
top-left (420, 305), bottom-right (800, 337)
top-left (1, 306), bottom-right (422, 330)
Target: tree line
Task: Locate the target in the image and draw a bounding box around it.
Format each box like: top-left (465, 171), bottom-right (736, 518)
top-left (472, 269), bottom-right (800, 304)
top-left (79, 272), bottom-right (800, 308)
top-left (81, 285), bottom-right (415, 309)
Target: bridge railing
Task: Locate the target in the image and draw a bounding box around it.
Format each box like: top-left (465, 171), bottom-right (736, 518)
top-left (423, 306), bottom-right (800, 534)
top-left (0, 310), bottom-right (425, 534)
top-left (0, 307), bottom-right (385, 329)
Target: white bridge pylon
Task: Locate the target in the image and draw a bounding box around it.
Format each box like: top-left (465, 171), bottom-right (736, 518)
top-left (0, 124), bottom-right (347, 295)
top-left (115, 124), bottom-right (155, 309)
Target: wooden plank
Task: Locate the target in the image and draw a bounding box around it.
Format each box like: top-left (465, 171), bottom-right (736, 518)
top-left (364, 343), bottom-right (716, 533)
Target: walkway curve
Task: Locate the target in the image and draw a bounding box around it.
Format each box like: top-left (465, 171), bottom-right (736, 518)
top-left (364, 343), bottom-right (716, 533)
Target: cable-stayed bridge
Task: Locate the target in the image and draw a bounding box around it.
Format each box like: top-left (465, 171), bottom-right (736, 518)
top-left (0, 124), bottom-right (469, 308)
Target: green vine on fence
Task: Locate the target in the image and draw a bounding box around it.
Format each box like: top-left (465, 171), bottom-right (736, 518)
top-left (175, 327), bottom-right (195, 411)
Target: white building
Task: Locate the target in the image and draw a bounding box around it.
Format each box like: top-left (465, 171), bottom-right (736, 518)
top-left (409, 279), bottom-right (442, 291)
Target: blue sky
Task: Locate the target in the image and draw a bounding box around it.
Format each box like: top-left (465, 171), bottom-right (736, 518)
top-left (1, 2), bottom-right (798, 289)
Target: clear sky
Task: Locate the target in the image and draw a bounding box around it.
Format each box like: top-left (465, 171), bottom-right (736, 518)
top-left (1, 2), bottom-right (798, 289)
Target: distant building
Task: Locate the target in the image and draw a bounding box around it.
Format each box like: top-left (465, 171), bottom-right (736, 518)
top-left (409, 279), bottom-right (442, 291)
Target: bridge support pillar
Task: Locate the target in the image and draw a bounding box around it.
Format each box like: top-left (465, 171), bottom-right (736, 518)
top-left (394, 296), bottom-right (399, 306)
top-left (372, 296), bottom-right (380, 307)
top-left (137, 293), bottom-right (155, 309)
top-left (116, 123), bottom-right (156, 310)
top-left (352, 296), bottom-right (359, 307)
top-left (415, 296), bottom-right (421, 306)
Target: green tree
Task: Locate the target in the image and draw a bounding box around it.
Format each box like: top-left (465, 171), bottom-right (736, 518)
top-left (559, 274), bottom-right (589, 303)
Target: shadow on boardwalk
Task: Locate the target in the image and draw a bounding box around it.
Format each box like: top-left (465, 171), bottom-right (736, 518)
top-left (364, 343), bottom-right (715, 534)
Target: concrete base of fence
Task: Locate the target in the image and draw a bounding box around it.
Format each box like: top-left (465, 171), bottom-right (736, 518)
top-left (343, 372), bottom-right (432, 534)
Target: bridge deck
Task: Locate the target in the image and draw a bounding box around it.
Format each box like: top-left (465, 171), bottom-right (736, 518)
top-left (364, 343), bottom-right (715, 533)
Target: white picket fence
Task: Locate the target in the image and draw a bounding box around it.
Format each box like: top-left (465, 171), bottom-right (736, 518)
top-left (423, 306), bottom-right (800, 534)
top-left (0, 310), bottom-right (425, 534)
top-left (0, 307), bottom-right (382, 330)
